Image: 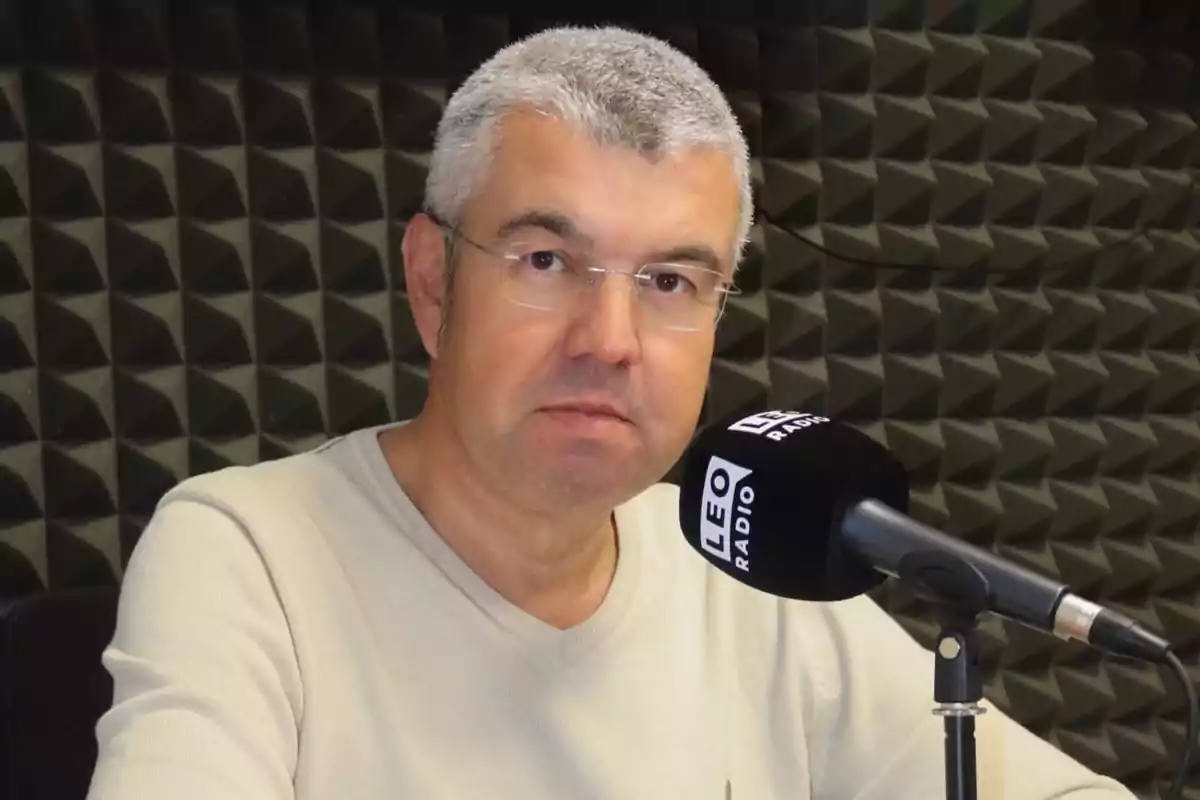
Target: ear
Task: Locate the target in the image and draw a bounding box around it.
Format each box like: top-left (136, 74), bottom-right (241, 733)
top-left (401, 213), bottom-right (450, 359)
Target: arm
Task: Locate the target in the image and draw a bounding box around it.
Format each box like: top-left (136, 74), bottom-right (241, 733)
top-left (799, 595), bottom-right (1136, 799)
top-left (87, 495), bottom-right (302, 800)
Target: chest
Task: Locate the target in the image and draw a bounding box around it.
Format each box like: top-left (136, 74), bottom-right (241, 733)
top-left (294, 620), bottom-right (751, 799)
top-left (270, 508), bottom-right (814, 799)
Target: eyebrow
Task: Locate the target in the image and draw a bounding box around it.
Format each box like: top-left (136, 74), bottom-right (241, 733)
top-left (495, 210), bottom-right (593, 246)
top-left (494, 208), bottom-right (726, 273)
top-left (645, 244), bottom-right (724, 273)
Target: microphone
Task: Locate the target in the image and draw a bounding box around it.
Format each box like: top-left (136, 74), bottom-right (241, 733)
top-left (678, 408), bottom-right (1172, 664)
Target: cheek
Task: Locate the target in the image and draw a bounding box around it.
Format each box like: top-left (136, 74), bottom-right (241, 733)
top-left (447, 292), bottom-right (561, 412)
top-left (643, 337), bottom-right (713, 420)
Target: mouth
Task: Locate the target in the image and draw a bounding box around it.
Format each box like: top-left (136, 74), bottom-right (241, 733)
top-left (539, 401), bottom-right (633, 424)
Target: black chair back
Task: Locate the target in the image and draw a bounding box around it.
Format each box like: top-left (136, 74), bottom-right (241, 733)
top-left (0, 588), bottom-right (119, 800)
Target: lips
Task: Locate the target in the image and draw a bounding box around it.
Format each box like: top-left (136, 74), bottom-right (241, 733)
top-left (539, 401), bottom-right (632, 423)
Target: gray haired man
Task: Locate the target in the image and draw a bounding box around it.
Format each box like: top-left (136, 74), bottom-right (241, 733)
top-left (87, 26), bottom-right (1135, 799)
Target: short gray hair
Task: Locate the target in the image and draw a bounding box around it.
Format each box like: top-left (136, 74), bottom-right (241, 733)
top-left (423, 25), bottom-right (754, 269)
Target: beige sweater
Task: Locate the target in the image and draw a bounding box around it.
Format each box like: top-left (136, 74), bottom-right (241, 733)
top-left (87, 424), bottom-right (1134, 799)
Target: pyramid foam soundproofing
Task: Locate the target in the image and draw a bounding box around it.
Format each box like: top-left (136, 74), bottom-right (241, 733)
top-left (0, 1), bottom-right (1198, 796)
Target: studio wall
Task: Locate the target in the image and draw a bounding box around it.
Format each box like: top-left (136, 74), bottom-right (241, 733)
top-left (0, 1), bottom-right (1198, 796)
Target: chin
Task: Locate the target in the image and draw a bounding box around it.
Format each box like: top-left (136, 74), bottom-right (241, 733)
top-left (531, 441), bottom-right (658, 500)
top-left (562, 469), bottom-right (655, 510)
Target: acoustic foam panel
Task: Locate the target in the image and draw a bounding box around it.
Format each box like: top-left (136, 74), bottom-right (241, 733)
top-left (1, 1), bottom-right (1199, 797)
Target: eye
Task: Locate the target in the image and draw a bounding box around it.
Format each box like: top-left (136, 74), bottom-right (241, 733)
top-left (654, 272), bottom-right (680, 292)
top-left (644, 267), bottom-right (698, 295)
top-left (522, 250), bottom-right (567, 272)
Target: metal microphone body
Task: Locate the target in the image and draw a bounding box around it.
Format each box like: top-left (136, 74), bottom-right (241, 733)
top-left (841, 499), bottom-right (1171, 663)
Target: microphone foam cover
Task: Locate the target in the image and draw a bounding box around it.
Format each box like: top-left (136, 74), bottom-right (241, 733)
top-left (678, 409), bottom-right (910, 602)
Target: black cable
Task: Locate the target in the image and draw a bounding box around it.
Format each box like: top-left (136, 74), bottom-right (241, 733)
top-left (1164, 650), bottom-right (1197, 800)
top-left (753, 169), bottom-right (1197, 277)
top-left (756, 208), bottom-right (1152, 275)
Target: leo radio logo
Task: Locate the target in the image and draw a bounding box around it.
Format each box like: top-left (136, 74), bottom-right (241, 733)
top-left (727, 410), bottom-right (829, 442)
top-left (699, 455), bottom-right (755, 573)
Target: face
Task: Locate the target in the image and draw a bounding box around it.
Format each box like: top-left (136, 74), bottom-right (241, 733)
top-left (404, 109), bottom-right (742, 512)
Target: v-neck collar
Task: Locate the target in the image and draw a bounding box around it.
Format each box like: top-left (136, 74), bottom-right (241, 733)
top-left (349, 423), bottom-right (648, 665)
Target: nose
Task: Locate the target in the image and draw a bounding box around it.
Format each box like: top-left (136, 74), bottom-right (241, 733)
top-left (563, 273), bottom-right (644, 366)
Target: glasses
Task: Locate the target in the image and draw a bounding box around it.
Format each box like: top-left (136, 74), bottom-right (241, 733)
top-left (429, 214), bottom-right (740, 332)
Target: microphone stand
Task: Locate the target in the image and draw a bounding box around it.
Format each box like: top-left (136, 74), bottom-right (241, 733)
top-left (898, 552), bottom-right (990, 800)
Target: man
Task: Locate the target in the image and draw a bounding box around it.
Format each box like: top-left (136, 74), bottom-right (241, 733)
top-left (87, 26), bottom-right (1135, 799)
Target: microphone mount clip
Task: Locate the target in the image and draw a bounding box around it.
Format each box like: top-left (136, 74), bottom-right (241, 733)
top-left (898, 550), bottom-right (992, 800)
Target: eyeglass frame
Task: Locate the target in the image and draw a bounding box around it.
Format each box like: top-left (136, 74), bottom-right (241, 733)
top-left (422, 209), bottom-right (742, 332)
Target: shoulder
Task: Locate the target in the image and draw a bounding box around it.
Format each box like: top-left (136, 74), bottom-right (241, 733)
top-left (618, 481), bottom-right (716, 583)
top-left (628, 481), bottom-right (930, 669)
top-left (120, 431), bottom-right (398, 622)
top-left (618, 481), bottom-right (682, 529)
top-left (129, 432), bottom-right (390, 583)
top-left (619, 481), bottom-right (820, 646)
top-left (158, 434), bottom-right (366, 524)
top-left (623, 480), bottom-right (903, 623)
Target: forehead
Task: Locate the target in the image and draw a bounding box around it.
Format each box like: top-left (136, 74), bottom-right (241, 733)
top-left (464, 109), bottom-right (742, 265)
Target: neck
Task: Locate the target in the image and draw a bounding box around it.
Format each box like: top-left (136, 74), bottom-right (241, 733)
top-left (378, 409), bottom-right (620, 630)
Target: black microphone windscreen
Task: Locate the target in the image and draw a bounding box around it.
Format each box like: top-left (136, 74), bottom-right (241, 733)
top-left (678, 409), bottom-right (910, 602)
